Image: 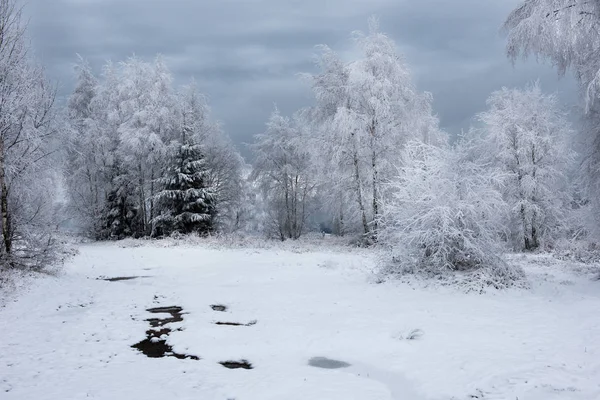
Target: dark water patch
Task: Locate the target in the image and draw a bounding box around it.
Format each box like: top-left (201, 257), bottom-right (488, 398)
top-left (146, 306), bottom-right (184, 327)
top-left (131, 336), bottom-right (199, 360)
top-left (215, 320), bottom-right (257, 327)
top-left (215, 321), bottom-right (243, 326)
top-left (211, 304), bottom-right (228, 312)
top-left (131, 305), bottom-right (199, 361)
top-left (308, 357), bottom-right (351, 369)
top-left (100, 276), bottom-right (151, 282)
top-left (220, 360), bottom-right (253, 369)
top-left (147, 306), bottom-right (183, 314)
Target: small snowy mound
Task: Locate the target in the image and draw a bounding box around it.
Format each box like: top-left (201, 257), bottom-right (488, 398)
top-left (379, 252), bottom-right (528, 292)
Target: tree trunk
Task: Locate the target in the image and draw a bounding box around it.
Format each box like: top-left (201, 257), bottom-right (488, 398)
top-left (149, 165), bottom-right (155, 233)
top-left (369, 119), bottom-right (379, 241)
top-left (0, 138), bottom-right (11, 255)
top-left (371, 149), bottom-right (379, 240)
top-left (138, 163), bottom-right (146, 236)
top-left (292, 174), bottom-right (299, 239)
top-left (351, 131), bottom-right (369, 235)
top-left (338, 193), bottom-right (345, 237)
top-left (530, 145), bottom-right (539, 250)
top-left (284, 174), bottom-right (291, 239)
top-left (521, 204), bottom-right (531, 250)
top-left (531, 222), bottom-right (539, 249)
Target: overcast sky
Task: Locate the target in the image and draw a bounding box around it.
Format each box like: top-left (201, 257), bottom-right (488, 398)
top-left (24, 0), bottom-right (578, 159)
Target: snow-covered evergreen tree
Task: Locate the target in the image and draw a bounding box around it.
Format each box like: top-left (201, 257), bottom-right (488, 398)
top-left (180, 81), bottom-right (246, 232)
top-left (153, 85), bottom-right (215, 236)
top-left (102, 171), bottom-right (141, 239)
top-left (153, 143), bottom-right (214, 236)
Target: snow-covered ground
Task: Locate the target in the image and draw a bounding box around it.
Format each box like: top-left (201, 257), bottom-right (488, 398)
top-left (1, 241), bottom-right (599, 400)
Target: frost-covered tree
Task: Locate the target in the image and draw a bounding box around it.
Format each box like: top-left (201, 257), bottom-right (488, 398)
top-left (203, 133), bottom-right (245, 231)
top-left (102, 171), bottom-right (141, 239)
top-left (94, 61), bottom-right (143, 239)
top-left (64, 56), bottom-right (104, 235)
top-left (299, 48), bottom-right (357, 236)
top-left (116, 56), bottom-right (174, 236)
top-left (504, 0), bottom-right (600, 103)
top-left (180, 82), bottom-right (245, 232)
top-left (0, 0), bottom-right (60, 267)
top-left (379, 139), bottom-right (525, 289)
top-left (64, 59), bottom-right (138, 239)
top-left (153, 83), bottom-right (215, 236)
top-left (153, 143), bottom-right (214, 236)
top-left (251, 108), bottom-right (316, 240)
top-left (503, 0), bottom-right (600, 235)
top-left (64, 56), bottom-right (243, 239)
top-left (303, 17), bottom-right (441, 240)
top-left (478, 83), bottom-right (574, 250)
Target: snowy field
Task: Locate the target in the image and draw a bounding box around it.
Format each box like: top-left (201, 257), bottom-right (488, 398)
top-left (1, 241), bottom-right (599, 400)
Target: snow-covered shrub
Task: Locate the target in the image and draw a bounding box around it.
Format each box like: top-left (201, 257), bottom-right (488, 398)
top-left (394, 328), bottom-right (424, 340)
top-left (378, 140), bottom-right (526, 289)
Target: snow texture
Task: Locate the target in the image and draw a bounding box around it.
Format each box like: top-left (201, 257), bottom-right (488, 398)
top-left (1, 241), bottom-right (599, 399)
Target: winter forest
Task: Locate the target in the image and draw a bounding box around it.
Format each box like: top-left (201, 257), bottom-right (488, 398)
top-left (1, 0), bottom-right (600, 398)
top-left (1, 0), bottom-right (595, 282)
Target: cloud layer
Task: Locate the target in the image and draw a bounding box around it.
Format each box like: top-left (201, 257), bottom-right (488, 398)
top-left (24, 0), bottom-right (579, 158)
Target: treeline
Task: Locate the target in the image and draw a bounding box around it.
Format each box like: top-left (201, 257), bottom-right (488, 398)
top-left (3, 0), bottom-right (600, 287)
top-left (249, 18), bottom-right (577, 286)
top-left (64, 57), bottom-right (247, 239)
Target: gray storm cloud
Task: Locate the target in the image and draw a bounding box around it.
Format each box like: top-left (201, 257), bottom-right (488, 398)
top-left (24, 0), bottom-right (578, 158)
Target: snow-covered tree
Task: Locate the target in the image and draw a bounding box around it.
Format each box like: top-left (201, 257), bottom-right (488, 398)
top-left (503, 0), bottom-right (600, 235)
top-left (0, 0), bottom-right (60, 267)
top-left (303, 17), bottom-right (442, 240)
top-left (478, 83), bottom-right (574, 250)
top-left (102, 171), bottom-right (141, 239)
top-left (179, 82), bottom-right (245, 232)
top-left (504, 0), bottom-right (600, 104)
top-left (64, 56), bottom-right (243, 239)
top-left (379, 139), bottom-right (525, 289)
top-left (93, 61), bottom-right (142, 239)
top-left (251, 108), bottom-right (317, 240)
top-left (153, 143), bottom-right (214, 236)
top-left (203, 133), bottom-right (245, 232)
top-left (152, 84), bottom-right (215, 236)
top-left (116, 55), bottom-right (174, 236)
top-left (64, 56), bottom-right (104, 235)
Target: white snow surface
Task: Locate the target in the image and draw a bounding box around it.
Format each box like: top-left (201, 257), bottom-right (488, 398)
top-left (1, 241), bottom-right (599, 400)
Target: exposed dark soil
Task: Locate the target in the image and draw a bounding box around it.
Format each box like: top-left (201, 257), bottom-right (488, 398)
top-left (210, 304), bottom-right (228, 312)
top-left (219, 360), bottom-right (253, 369)
top-left (131, 305), bottom-right (199, 360)
top-left (215, 320), bottom-right (257, 327)
top-left (100, 276), bottom-right (151, 282)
